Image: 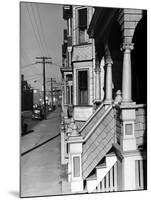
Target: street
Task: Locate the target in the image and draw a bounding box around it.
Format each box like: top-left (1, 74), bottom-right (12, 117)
top-left (20, 107), bottom-right (67, 197)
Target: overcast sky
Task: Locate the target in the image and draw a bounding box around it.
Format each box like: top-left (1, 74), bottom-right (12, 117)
top-left (20, 2), bottom-right (66, 90)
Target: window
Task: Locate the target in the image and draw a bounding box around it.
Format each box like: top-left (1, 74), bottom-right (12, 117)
top-left (78, 8), bottom-right (88, 43)
top-left (78, 70), bottom-right (88, 105)
top-left (66, 85), bottom-right (70, 104)
top-left (66, 75), bottom-right (72, 104)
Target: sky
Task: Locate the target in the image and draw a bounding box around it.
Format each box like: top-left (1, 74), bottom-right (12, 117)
top-left (20, 2), bottom-right (66, 90)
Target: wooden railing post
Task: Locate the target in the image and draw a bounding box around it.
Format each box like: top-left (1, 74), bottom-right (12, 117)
top-left (114, 162), bottom-right (118, 191)
top-left (109, 167), bottom-right (114, 191)
top-left (67, 123), bottom-right (84, 192)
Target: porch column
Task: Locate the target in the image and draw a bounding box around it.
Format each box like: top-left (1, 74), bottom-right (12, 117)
top-left (105, 57), bottom-right (113, 103)
top-left (64, 75), bottom-right (67, 104)
top-left (95, 58), bottom-right (101, 100)
top-left (68, 47), bottom-right (72, 67)
top-left (67, 16), bottom-right (72, 67)
top-left (68, 81), bottom-right (72, 104)
top-left (121, 43), bottom-right (134, 103)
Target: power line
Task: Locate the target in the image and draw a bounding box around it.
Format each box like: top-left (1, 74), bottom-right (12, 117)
top-left (35, 4), bottom-right (49, 57)
top-left (21, 62), bottom-right (37, 69)
top-left (26, 3), bottom-right (44, 56)
top-left (22, 73), bottom-right (42, 81)
top-left (23, 72), bottom-right (41, 77)
top-left (30, 3), bottom-right (47, 56)
top-left (21, 61), bottom-right (62, 69)
top-left (24, 77), bottom-right (42, 81)
top-left (51, 62), bottom-right (62, 68)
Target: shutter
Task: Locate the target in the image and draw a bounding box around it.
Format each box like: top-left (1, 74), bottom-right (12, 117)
top-left (78, 8), bottom-right (87, 30)
top-left (63, 5), bottom-right (72, 20)
top-left (64, 29), bottom-right (68, 42)
top-left (62, 43), bottom-right (67, 58)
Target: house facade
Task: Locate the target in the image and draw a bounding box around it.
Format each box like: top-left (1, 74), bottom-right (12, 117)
top-left (61, 5), bottom-right (73, 117)
top-left (60, 5), bottom-right (147, 194)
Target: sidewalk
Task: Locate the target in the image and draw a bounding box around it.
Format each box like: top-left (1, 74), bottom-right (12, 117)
top-left (20, 107), bottom-right (68, 197)
top-left (21, 107), bottom-right (61, 155)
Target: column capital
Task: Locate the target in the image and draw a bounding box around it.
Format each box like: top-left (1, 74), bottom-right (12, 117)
top-left (105, 57), bottom-right (113, 65)
top-left (95, 67), bottom-right (101, 72)
top-left (121, 43), bottom-right (134, 51)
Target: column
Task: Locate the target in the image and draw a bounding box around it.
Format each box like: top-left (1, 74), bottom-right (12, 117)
top-left (122, 156), bottom-right (136, 191)
top-left (68, 17), bottom-right (71, 36)
top-left (95, 58), bottom-right (101, 100)
top-left (64, 75), bottom-right (67, 104)
top-left (121, 43), bottom-right (134, 103)
top-left (119, 105), bottom-right (137, 191)
top-left (105, 57), bottom-right (113, 103)
top-left (60, 122), bottom-right (68, 165)
top-left (69, 85), bottom-right (71, 104)
top-left (67, 17), bottom-right (72, 67)
top-left (68, 47), bottom-right (72, 67)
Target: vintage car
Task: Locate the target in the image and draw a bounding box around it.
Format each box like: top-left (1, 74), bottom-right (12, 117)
top-left (32, 107), bottom-right (44, 120)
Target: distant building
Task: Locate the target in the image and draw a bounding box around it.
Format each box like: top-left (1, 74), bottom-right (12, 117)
top-left (21, 74), bottom-right (33, 111)
top-left (60, 5), bottom-right (147, 194)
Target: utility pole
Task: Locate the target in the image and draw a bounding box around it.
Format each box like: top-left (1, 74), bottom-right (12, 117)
top-left (36, 56), bottom-right (52, 119)
top-left (48, 78), bottom-right (56, 109)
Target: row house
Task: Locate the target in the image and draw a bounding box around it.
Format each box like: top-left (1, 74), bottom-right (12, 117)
top-left (60, 5), bottom-right (147, 194)
top-left (61, 5), bottom-right (73, 117)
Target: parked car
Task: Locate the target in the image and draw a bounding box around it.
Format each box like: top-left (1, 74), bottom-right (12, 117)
top-left (48, 106), bottom-right (52, 112)
top-left (32, 107), bottom-right (44, 120)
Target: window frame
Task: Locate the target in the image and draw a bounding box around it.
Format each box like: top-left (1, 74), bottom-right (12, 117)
top-left (76, 7), bottom-right (88, 44)
top-left (76, 68), bottom-right (89, 105)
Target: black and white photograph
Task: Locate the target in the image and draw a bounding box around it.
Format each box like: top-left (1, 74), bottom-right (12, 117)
top-left (20, 0), bottom-right (147, 198)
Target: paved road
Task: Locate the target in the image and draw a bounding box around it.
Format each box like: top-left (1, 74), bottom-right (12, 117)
top-left (20, 107), bottom-right (67, 197)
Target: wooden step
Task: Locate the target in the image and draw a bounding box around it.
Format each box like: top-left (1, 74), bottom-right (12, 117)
top-left (86, 173), bottom-right (97, 181)
top-left (106, 152), bottom-right (116, 157)
top-left (96, 162), bottom-right (106, 169)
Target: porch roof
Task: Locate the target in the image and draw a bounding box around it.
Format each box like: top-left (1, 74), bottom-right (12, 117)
top-left (87, 7), bottom-right (119, 43)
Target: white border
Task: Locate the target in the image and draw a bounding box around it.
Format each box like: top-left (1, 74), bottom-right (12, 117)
top-left (0, 0), bottom-right (150, 200)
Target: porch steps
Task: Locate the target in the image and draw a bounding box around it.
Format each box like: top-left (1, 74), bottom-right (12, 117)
top-left (86, 152), bottom-right (117, 193)
top-left (82, 105), bottom-right (115, 179)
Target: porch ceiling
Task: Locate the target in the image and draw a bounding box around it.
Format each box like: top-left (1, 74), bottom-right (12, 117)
top-left (87, 7), bottom-right (119, 43)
